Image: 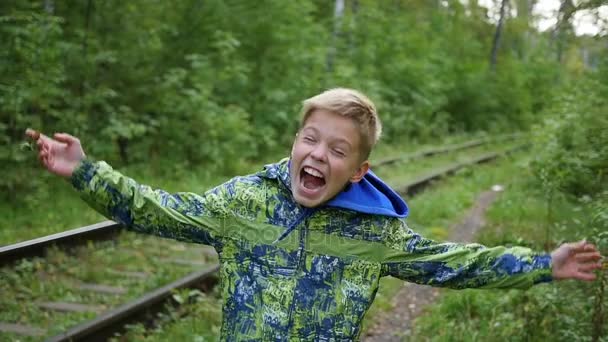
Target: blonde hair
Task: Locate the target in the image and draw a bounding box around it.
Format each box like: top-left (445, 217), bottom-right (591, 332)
top-left (300, 88), bottom-right (382, 160)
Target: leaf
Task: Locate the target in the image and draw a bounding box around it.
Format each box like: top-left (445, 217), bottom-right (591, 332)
top-left (172, 293), bottom-right (184, 304)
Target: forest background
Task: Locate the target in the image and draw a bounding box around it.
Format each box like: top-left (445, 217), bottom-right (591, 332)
top-left (1, 0), bottom-right (606, 203)
top-left (1, 0), bottom-right (607, 340)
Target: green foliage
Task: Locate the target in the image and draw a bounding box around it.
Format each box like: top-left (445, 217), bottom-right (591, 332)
top-left (589, 192), bottom-right (608, 342)
top-left (531, 77), bottom-right (608, 197)
top-left (149, 54), bottom-right (254, 174)
top-left (1, 2), bottom-right (603, 212)
top-left (0, 10), bottom-right (67, 202)
top-left (0, 0), bottom-right (604, 290)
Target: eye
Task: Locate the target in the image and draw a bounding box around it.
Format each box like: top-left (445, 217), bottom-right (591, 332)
top-left (332, 149), bottom-right (346, 157)
top-left (303, 136), bottom-right (316, 143)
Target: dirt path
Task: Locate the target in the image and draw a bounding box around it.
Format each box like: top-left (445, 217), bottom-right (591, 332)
top-left (362, 190), bottom-right (500, 342)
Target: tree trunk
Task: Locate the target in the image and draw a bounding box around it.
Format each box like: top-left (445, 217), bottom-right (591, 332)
top-left (80, 0), bottom-right (93, 100)
top-left (490, 0), bottom-right (508, 71)
top-left (117, 137), bottom-right (130, 165)
top-left (44, 0), bottom-right (54, 14)
top-left (326, 0), bottom-right (345, 73)
top-left (348, 0), bottom-right (358, 55)
top-left (553, 0), bottom-right (575, 63)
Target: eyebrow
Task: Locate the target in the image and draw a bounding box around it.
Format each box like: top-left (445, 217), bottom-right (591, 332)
top-left (301, 127), bottom-right (353, 149)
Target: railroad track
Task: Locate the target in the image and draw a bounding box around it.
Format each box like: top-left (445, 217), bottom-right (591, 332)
top-left (373, 133), bottom-right (520, 169)
top-left (0, 142), bottom-right (525, 341)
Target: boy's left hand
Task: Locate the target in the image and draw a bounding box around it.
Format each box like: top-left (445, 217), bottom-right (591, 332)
top-left (551, 240), bottom-right (603, 281)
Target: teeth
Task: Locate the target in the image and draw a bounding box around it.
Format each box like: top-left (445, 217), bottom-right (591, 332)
top-left (304, 166), bottom-right (324, 179)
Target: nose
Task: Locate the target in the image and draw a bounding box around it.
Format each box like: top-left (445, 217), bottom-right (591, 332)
top-left (310, 143), bottom-right (328, 163)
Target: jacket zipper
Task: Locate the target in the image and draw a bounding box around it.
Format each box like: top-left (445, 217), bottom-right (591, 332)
top-left (273, 207), bottom-right (312, 244)
top-left (285, 207), bottom-right (315, 334)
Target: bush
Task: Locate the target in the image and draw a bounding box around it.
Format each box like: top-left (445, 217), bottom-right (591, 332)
top-left (530, 76), bottom-right (608, 197)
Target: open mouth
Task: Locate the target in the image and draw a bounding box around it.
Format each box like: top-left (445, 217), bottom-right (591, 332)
top-left (300, 166), bottom-right (326, 192)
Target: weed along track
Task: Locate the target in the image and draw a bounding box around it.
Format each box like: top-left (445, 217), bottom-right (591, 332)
top-left (0, 141), bottom-right (522, 341)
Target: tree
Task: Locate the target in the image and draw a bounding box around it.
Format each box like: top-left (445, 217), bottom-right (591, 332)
top-left (490, 0), bottom-right (509, 70)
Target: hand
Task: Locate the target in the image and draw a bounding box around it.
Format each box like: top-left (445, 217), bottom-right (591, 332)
top-left (26, 128), bottom-right (86, 178)
top-left (551, 240), bottom-right (603, 281)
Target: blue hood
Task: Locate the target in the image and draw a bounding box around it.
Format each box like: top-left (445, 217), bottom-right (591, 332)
top-left (263, 158), bottom-right (409, 218)
top-left (326, 169), bottom-right (409, 218)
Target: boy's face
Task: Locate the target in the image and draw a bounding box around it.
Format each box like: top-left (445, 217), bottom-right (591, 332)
top-left (290, 109), bottom-right (369, 208)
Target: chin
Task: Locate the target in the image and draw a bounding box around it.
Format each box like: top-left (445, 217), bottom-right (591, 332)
top-left (292, 190), bottom-right (326, 208)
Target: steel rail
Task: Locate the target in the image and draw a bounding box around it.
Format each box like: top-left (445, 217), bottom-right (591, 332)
top-left (0, 220), bottom-right (120, 267)
top-left (397, 145), bottom-right (526, 197)
top-left (374, 133), bottom-right (521, 168)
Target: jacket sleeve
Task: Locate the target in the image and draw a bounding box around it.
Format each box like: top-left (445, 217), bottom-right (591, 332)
top-left (70, 159), bottom-right (234, 248)
top-left (380, 220), bottom-right (552, 289)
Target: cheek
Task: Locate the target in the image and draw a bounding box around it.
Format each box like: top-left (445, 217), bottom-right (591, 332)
top-left (291, 143), bottom-right (303, 159)
top-left (292, 142), bottom-right (314, 160)
top-left (329, 161), bottom-right (352, 182)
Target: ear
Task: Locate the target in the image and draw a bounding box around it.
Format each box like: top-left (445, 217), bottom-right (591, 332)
top-left (349, 160), bottom-right (370, 183)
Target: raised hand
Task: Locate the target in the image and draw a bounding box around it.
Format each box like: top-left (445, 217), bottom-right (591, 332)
top-left (551, 240), bottom-right (604, 281)
top-left (26, 128), bottom-right (86, 178)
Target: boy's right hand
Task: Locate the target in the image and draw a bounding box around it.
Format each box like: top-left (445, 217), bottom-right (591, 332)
top-left (26, 128), bottom-right (86, 178)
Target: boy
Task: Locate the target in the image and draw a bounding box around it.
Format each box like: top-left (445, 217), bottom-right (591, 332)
top-left (28, 88), bottom-right (602, 341)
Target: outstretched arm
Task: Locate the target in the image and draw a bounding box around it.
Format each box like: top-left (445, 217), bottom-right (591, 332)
top-left (381, 221), bottom-right (603, 289)
top-left (26, 129), bottom-right (231, 248)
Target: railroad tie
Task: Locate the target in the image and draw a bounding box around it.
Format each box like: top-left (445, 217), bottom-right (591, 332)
top-left (0, 322), bottom-right (46, 337)
top-left (107, 269), bottom-right (150, 279)
top-left (165, 258), bottom-right (207, 266)
top-left (77, 283), bottom-right (127, 295)
top-left (37, 301), bottom-right (104, 313)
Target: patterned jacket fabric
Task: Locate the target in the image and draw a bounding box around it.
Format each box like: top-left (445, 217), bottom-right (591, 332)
top-left (71, 158), bottom-right (552, 341)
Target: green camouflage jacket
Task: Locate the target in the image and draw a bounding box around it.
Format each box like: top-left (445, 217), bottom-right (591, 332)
top-left (71, 158), bottom-right (552, 341)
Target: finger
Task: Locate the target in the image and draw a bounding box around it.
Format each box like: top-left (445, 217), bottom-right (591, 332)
top-left (574, 271), bottom-right (597, 282)
top-left (25, 128), bottom-right (41, 141)
top-left (568, 240), bottom-right (589, 254)
top-left (53, 133), bottom-right (79, 145)
top-left (583, 243), bottom-right (597, 252)
top-left (27, 129), bottom-right (53, 145)
top-left (39, 152), bottom-right (49, 169)
top-left (35, 133), bottom-right (54, 147)
top-left (577, 262), bottom-right (602, 272)
top-left (36, 139), bottom-right (51, 154)
top-left (575, 252), bottom-right (602, 262)
top-left (43, 150), bottom-right (53, 169)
